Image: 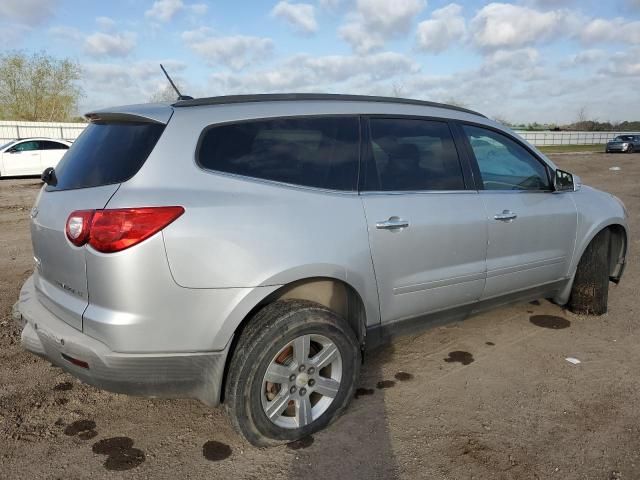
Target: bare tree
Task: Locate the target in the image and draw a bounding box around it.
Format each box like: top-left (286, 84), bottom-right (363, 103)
top-left (492, 115), bottom-right (511, 127)
top-left (0, 51), bottom-right (82, 121)
top-left (390, 82), bottom-right (405, 98)
top-left (444, 97), bottom-right (468, 108)
top-left (575, 105), bottom-right (588, 124)
top-left (148, 84), bottom-right (183, 103)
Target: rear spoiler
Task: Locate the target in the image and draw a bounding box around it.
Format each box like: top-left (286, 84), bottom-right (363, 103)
top-left (85, 103), bottom-right (173, 125)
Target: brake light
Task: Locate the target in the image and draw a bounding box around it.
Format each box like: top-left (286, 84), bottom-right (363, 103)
top-left (65, 207), bottom-right (184, 253)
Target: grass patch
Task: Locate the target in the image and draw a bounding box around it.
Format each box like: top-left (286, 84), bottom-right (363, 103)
top-left (538, 144), bottom-right (604, 154)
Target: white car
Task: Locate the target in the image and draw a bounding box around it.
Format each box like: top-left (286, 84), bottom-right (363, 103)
top-left (0, 138), bottom-right (71, 177)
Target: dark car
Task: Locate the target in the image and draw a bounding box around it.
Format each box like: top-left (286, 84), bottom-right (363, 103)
top-left (606, 135), bottom-right (640, 153)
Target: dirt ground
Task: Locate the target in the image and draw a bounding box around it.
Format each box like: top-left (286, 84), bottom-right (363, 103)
top-left (1, 153), bottom-right (638, 479)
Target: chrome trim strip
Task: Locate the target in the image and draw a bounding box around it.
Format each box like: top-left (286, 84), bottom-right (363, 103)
top-left (486, 256), bottom-right (565, 278)
top-left (393, 272), bottom-right (486, 295)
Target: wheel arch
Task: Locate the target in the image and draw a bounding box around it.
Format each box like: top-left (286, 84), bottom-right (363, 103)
top-left (555, 221), bottom-right (628, 304)
top-left (219, 275), bottom-right (370, 403)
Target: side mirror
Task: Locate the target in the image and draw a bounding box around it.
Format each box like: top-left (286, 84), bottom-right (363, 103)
top-left (8, 148), bottom-right (18, 154)
top-left (41, 167), bottom-right (57, 186)
top-left (554, 169), bottom-right (580, 192)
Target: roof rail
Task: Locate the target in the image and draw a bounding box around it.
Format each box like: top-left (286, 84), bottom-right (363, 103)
top-left (172, 93), bottom-right (486, 118)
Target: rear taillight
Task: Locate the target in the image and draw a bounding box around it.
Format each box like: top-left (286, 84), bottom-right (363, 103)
top-left (66, 210), bottom-right (94, 247)
top-left (65, 206), bottom-right (184, 253)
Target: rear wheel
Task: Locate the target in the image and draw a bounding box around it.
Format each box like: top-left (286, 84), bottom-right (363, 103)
top-left (568, 229), bottom-right (611, 315)
top-left (225, 299), bottom-right (360, 446)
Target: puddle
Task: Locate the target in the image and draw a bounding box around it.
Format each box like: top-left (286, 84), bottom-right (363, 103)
top-left (53, 381), bottom-right (73, 391)
top-left (354, 388), bottom-right (374, 398)
top-left (287, 436), bottom-right (314, 450)
top-left (394, 371), bottom-right (414, 381)
top-left (93, 437), bottom-right (145, 471)
top-left (485, 342), bottom-right (495, 346)
top-left (376, 380), bottom-right (396, 389)
top-left (202, 440), bottom-right (232, 461)
top-left (444, 351), bottom-right (475, 365)
top-left (530, 315), bottom-right (571, 329)
top-left (64, 419), bottom-right (97, 440)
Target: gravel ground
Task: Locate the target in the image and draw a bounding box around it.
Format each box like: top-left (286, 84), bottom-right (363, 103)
top-left (0, 153), bottom-right (638, 479)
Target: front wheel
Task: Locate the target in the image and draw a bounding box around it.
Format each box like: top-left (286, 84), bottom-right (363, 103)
top-left (225, 300), bottom-right (360, 446)
top-left (568, 229), bottom-right (611, 315)
top-left (627, 144), bottom-right (635, 154)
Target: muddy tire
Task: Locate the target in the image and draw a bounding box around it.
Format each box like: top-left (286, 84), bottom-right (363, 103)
top-left (568, 229), bottom-right (611, 315)
top-left (224, 299), bottom-right (360, 447)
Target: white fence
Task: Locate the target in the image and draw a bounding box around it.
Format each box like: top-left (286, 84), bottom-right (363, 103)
top-left (514, 130), bottom-right (640, 146)
top-left (0, 120), bottom-right (87, 143)
top-left (0, 121), bottom-right (638, 147)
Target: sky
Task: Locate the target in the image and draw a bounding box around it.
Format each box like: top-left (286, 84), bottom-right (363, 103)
top-left (1, 0), bottom-right (639, 123)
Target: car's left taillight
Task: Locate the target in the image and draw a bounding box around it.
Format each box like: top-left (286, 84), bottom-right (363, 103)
top-left (65, 206), bottom-right (184, 253)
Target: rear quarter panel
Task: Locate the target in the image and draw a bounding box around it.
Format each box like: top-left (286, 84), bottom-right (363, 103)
top-left (105, 104), bottom-right (385, 328)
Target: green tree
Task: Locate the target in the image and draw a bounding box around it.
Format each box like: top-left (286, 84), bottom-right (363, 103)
top-left (0, 51), bottom-right (82, 122)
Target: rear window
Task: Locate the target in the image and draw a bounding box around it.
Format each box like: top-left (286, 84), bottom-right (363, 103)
top-left (197, 116), bottom-right (360, 191)
top-left (47, 122), bottom-right (165, 191)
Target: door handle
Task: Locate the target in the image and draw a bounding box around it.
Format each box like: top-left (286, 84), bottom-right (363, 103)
top-left (376, 217), bottom-right (409, 230)
top-left (494, 210), bottom-right (517, 222)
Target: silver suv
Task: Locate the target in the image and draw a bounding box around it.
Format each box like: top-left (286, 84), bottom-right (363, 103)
top-left (15, 94), bottom-right (628, 446)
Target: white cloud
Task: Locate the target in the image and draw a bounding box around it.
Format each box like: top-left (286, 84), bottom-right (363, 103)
top-left (185, 34), bottom-right (274, 70)
top-left (96, 16), bottom-right (116, 30)
top-left (0, 0), bottom-right (57, 25)
top-left (470, 3), bottom-right (570, 50)
top-left (145, 0), bottom-right (184, 22)
top-left (416, 3), bottom-right (466, 53)
top-left (580, 18), bottom-right (640, 45)
top-left (340, 0), bottom-right (425, 54)
top-left (181, 27), bottom-right (212, 42)
top-left (189, 3), bottom-right (208, 15)
top-left (84, 31), bottom-right (137, 58)
top-left (565, 49), bottom-right (606, 66)
top-left (49, 25), bottom-right (83, 42)
top-left (0, 24), bottom-right (31, 48)
top-left (271, 2), bottom-right (318, 34)
top-left (208, 51), bottom-right (419, 93)
top-left (81, 59), bottom-right (188, 110)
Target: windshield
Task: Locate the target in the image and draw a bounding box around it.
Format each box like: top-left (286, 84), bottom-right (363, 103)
top-left (0, 140), bottom-right (16, 151)
top-left (614, 136), bottom-right (633, 141)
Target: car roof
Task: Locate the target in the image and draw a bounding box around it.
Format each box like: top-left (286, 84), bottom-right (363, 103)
top-left (172, 93), bottom-right (486, 118)
top-left (12, 138), bottom-right (71, 143)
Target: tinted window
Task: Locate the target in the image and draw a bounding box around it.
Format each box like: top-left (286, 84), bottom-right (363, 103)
top-left (13, 141), bottom-right (40, 152)
top-left (364, 118), bottom-right (464, 191)
top-left (198, 116), bottom-right (359, 191)
top-left (47, 122), bottom-right (164, 191)
top-left (463, 125), bottom-right (551, 191)
top-left (42, 141), bottom-right (69, 150)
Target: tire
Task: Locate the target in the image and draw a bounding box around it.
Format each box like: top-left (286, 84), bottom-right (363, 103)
top-left (568, 229), bottom-right (611, 315)
top-left (628, 144), bottom-right (635, 154)
top-left (225, 299), bottom-right (361, 447)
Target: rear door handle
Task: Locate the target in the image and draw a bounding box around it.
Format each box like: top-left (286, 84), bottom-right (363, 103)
top-left (494, 210), bottom-right (517, 222)
top-left (376, 217), bottom-right (409, 230)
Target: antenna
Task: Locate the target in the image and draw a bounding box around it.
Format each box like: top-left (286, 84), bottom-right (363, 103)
top-left (160, 64), bottom-right (193, 101)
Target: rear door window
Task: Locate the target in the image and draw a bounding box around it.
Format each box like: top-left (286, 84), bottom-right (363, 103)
top-left (47, 122), bottom-right (165, 191)
top-left (197, 116), bottom-right (360, 191)
top-left (363, 118), bottom-right (465, 191)
top-left (41, 141), bottom-right (69, 150)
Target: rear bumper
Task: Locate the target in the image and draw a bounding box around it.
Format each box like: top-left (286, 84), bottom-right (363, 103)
top-left (16, 275), bottom-right (229, 406)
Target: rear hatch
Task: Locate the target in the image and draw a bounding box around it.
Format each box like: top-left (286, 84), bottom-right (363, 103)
top-left (31, 105), bottom-right (171, 330)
